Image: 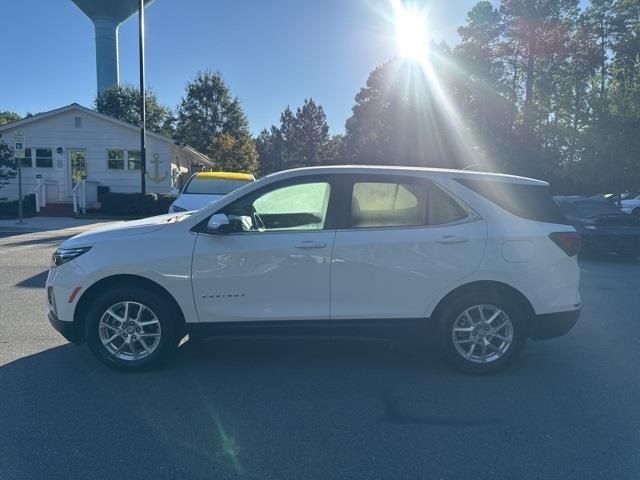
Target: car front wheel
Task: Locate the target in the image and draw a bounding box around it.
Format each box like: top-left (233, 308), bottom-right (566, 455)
top-left (85, 287), bottom-right (180, 371)
top-left (438, 292), bottom-right (527, 374)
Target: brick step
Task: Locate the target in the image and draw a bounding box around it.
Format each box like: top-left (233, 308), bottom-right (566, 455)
top-left (39, 202), bottom-right (75, 217)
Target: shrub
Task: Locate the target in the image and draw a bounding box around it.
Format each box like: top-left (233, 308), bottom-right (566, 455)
top-left (100, 192), bottom-right (176, 217)
top-left (156, 193), bottom-right (177, 214)
top-left (0, 194), bottom-right (36, 218)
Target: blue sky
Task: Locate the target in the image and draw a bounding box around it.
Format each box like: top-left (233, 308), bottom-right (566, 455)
top-left (0, 0), bottom-right (479, 134)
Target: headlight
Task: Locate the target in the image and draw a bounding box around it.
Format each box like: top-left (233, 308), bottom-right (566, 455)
top-left (171, 205), bottom-right (188, 213)
top-left (583, 225), bottom-right (597, 231)
top-left (51, 247), bottom-right (91, 267)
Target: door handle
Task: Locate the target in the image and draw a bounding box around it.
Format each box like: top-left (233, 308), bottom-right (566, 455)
top-left (295, 241), bottom-right (327, 249)
top-left (436, 235), bottom-right (469, 245)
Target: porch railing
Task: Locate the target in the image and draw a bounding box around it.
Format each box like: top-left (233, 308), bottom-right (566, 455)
top-left (72, 179), bottom-right (87, 215)
top-left (34, 176), bottom-right (46, 213)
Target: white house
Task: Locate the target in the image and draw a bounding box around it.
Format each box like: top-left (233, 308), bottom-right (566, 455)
top-left (0, 103), bottom-right (212, 210)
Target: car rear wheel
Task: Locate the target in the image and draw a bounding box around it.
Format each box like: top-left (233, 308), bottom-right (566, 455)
top-left (438, 291), bottom-right (527, 374)
top-left (85, 287), bottom-right (180, 371)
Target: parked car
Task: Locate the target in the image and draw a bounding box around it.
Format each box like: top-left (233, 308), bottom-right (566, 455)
top-left (620, 194), bottom-right (640, 216)
top-left (555, 196), bottom-right (640, 258)
top-left (47, 166), bottom-right (581, 374)
top-left (603, 192), bottom-right (639, 203)
top-left (168, 171), bottom-right (255, 213)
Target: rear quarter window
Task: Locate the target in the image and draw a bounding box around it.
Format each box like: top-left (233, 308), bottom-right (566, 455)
top-left (455, 178), bottom-right (567, 224)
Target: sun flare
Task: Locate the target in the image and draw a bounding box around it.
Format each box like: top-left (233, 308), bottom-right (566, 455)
top-left (393, 1), bottom-right (429, 59)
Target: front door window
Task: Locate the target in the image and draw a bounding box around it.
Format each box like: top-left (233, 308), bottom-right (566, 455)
top-left (224, 181), bottom-right (332, 232)
top-left (69, 149), bottom-right (87, 188)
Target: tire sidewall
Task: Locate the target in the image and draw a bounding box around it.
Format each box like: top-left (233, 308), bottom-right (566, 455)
top-left (85, 287), bottom-right (178, 371)
top-left (438, 291), bottom-right (527, 375)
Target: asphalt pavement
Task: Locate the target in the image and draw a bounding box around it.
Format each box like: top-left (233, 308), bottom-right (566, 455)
top-left (0, 224), bottom-right (639, 480)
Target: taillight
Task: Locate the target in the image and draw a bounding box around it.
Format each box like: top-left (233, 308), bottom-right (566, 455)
top-left (549, 232), bottom-right (581, 257)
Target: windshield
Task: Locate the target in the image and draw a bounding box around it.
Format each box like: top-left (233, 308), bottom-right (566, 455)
top-left (183, 177), bottom-right (252, 195)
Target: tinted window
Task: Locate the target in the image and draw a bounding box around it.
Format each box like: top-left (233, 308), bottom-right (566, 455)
top-left (456, 178), bottom-right (566, 224)
top-left (349, 180), bottom-right (467, 228)
top-left (351, 181), bottom-right (427, 228)
top-left (428, 185), bottom-right (468, 225)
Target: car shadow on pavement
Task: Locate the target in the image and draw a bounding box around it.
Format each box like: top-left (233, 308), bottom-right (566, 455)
top-left (15, 270), bottom-right (48, 289)
top-left (0, 234), bottom-right (77, 247)
top-left (0, 336), bottom-right (633, 480)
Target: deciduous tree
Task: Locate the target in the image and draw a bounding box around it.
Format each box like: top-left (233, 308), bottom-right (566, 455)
top-left (96, 85), bottom-right (175, 137)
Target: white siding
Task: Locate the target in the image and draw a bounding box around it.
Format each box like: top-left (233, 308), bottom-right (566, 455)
top-left (0, 108), bottom-right (175, 201)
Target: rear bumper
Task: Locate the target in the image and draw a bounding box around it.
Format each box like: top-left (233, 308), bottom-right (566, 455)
top-left (48, 311), bottom-right (84, 344)
top-left (581, 232), bottom-right (640, 255)
top-left (529, 308), bottom-right (580, 340)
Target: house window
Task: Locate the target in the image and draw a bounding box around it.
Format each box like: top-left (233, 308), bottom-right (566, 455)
top-left (74, 116), bottom-right (82, 128)
top-left (35, 148), bottom-right (53, 168)
top-left (20, 148), bottom-right (32, 168)
top-left (128, 150), bottom-right (141, 170)
top-left (107, 150), bottom-right (124, 169)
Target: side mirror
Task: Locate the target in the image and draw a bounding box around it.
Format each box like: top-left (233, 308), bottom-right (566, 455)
top-left (205, 213), bottom-right (232, 234)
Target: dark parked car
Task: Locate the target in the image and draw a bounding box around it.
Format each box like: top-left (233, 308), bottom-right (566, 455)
top-left (603, 192), bottom-right (639, 202)
top-left (555, 196), bottom-right (640, 258)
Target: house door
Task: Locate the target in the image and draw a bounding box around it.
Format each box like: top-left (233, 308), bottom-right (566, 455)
top-left (68, 149), bottom-right (86, 199)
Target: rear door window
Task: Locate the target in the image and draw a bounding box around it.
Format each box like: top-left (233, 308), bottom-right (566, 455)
top-left (351, 182), bottom-right (426, 228)
top-left (428, 184), bottom-right (468, 225)
top-left (349, 178), bottom-right (468, 228)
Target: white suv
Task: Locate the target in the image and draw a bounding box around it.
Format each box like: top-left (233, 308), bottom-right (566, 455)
top-left (46, 166), bottom-right (581, 374)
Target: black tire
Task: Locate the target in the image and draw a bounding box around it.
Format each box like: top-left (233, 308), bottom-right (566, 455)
top-left (437, 290), bottom-right (527, 375)
top-left (85, 287), bottom-right (181, 371)
top-left (632, 208), bottom-right (640, 217)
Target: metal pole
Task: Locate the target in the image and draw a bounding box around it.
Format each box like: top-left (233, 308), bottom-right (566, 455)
top-left (17, 156), bottom-right (23, 224)
top-left (139, 0), bottom-right (147, 195)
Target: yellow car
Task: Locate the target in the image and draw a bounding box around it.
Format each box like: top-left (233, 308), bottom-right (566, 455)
top-left (169, 172), bottom-right (255, 213)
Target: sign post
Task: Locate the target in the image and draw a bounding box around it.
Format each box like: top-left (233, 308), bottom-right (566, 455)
top-left (139, 0), bottom-right (147, 195)
top-left (13, 132), bottom-right (25, 224)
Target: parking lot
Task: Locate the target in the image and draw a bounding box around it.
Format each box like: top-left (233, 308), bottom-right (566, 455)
top-left (1, 224), bottom-right (639, 480)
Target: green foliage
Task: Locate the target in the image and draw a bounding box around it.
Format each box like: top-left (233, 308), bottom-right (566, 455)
top-left (0, 111), bottom-right (21, 126)
top-left (0, 194), bottom-right (36, 217)
top-left (343, 57), bottom-right (463, 168)
top-left (95, 85), bottom-right (175, 137)
top-left (210, 132), bottom-right (258, 173)
top-left (256, 99), bottom-right (338, 175)
top-left (0, 142), bottom-right (16, 190)
top-left (340, 0), bottom-right (640, 193)
top-left (100, 192), bottom-right (175, 217)
top-left (175, 71), bottom-right (256, 172)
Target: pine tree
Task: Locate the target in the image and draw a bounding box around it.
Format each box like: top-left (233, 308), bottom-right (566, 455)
top-left (256, 99), bottom-right (336, 175)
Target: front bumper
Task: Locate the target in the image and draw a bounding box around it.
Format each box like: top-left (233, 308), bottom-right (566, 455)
top-left (529, 308), bottom-right (580, 340)
top-left (48, 311), bottom-right (84, 344)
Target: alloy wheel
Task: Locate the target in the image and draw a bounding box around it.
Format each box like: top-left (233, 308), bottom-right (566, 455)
top-left (451, 304), bottom-right (514, 364)
top-left (98, 301), bottom-right (162, 362)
